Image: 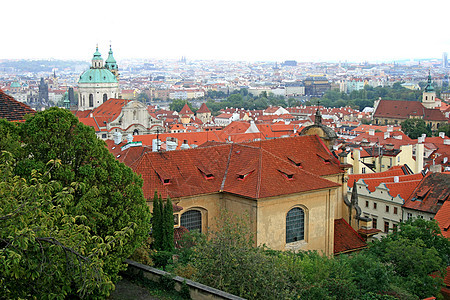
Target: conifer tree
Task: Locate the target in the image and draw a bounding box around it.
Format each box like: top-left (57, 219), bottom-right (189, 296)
top-left (152, 191), bottom-right (163, 250)
top-left (162, 196), bottom-right (175, 251)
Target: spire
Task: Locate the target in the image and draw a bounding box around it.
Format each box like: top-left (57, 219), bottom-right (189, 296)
top-left (314, 101), bottom-right (322, 125)
top-left (424, 70), bottom-right (435, 93)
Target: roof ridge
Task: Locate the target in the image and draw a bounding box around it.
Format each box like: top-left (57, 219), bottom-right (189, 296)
top-left (220, 144), bottom-right (234, 191)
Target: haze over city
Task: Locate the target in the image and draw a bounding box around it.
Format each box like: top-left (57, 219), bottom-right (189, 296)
top-left (3, 0), bottom-right (450, 62)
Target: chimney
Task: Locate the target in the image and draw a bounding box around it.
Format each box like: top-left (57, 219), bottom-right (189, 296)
top-left (384, 132), bottom-right (390, 139)
top-left (444, 139), bottom-right (450, 145)
top-left (444, 157), bottom-right (448, 164)
top-left (354, 149), bottom-right (361, 174)
top-left (439, 132), bottom-right (445, 139)
top-left (418, 136), bottom-right (424, 143)
top-left (152, 139), bottom-right (161, 152)
top-left (127, 134), bottom-right (133, 143)
top-left (369, 129), bottom-right (375, 136)
top-left (416, 143), bottom-right (424, 174)
top-left (387, 126), bottom-right (393, 132)
top-left (113, 132), bottom-right (122, 145)
top-left (394, 176), bottom-right (399, 183)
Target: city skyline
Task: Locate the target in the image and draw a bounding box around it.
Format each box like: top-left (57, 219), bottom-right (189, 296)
top-left (3, 0), bottom-right (450, 63)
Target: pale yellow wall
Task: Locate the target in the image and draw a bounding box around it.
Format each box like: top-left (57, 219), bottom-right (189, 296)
top-left (255, 188), bottom-right (338, 256)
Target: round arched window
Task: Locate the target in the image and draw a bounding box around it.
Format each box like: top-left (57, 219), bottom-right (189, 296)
top-left (286, 207), bottom-right (305, 243)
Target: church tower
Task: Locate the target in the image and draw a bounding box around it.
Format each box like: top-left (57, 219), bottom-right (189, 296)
top-left (422, 71), bottom-right (439, 109)
top-left (78, 46), bottom-right (120, 110)
top-left (105, 45), bottom-right (119, 80)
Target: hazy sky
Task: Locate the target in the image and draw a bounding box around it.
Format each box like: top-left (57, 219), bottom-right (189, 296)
top-left (3, 0), bottom-right (450, 62)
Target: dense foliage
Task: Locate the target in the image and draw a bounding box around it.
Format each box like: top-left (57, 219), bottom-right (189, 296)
top-left (0, 108), bottom-right (151, 298)
top-left (191, 83), bottom-right (435, 115)
top-left (401, 118), bottom-right (432, 139)
top-left (165, 214), bottom-right (448, 300)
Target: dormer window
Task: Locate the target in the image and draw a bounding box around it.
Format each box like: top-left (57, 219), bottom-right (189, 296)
top-left (155, 170), bottom-right (171, 185)
top-left (237, 168), bottom-right (254, 180)
top-left (197, 165), bottom-right (214, 180)
top-left (278, 169), bottom-right (294, 180)
top-left (317, 154), bottom-right (331, 164)
top-left (287, 156), bottom-right (302, 168)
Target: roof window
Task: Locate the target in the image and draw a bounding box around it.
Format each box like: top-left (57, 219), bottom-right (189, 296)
top-left (287, 156), bottom-right (302, 168)
top-left (317, 153), bottom-right (331, 164)
top-left (197, 165), bottom-right (214, 180)
top-left (278, 169), bottom-right (294, 180)
top-left (237, 168), bottom-right (254, 180)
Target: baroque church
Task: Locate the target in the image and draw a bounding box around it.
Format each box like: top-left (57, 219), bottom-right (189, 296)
top-left (78, 46), bottom-right (120, 110)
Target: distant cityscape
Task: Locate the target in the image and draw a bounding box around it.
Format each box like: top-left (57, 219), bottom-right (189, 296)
top-left (2, 47), bottom-right (450, 111)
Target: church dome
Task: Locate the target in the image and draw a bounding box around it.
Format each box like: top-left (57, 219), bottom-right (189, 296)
top-left (10, 81), bottom-right (21, 88)
top-left (79, 68), bottom-right (117, 84)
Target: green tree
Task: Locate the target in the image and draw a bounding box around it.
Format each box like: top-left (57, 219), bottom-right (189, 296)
top-left (169, 99), bottom-right (195, 112)
top-left (436, 123), bottom-right (450, 137)
top-left (401, 118), bottom-right (432, 139)
top-left (152, 192), bottom-right (163, 250)
top-left (368, 219), bottom-right (448, 298)
top-left (137, 92), bottom-right (150, 104)
top-left (162, 197), bottom-right (174, 252)
top-left (0, 108), bottom-right (151, 298)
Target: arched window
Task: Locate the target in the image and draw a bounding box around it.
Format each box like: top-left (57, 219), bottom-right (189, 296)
top-left (89, 94), bottom-right (94, 107)
top-left (103, 94), bottom-right (107, 103)
top-left (181, 210), bottom-right (202, 232)
top-left (133, 129), bottom-right (139, 135)
top-left (286, 207), bottom-right (305, 243)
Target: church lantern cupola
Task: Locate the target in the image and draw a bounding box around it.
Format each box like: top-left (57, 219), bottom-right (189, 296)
top-left (91, 46), bottom-right (104, 69)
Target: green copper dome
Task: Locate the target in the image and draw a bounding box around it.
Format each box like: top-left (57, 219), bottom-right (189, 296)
top-left (78, 68), bottom-right (117, 84)
top-left (10, 81), bottom-right (21, 88)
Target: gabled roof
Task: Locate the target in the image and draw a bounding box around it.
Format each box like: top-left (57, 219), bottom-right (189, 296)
top-left (348, 165), bottom-right (413, 188)
top-left (129, 135), bottom-right (342, 200)
top-left (334, 218), bottom-right (367, 254)
top-left (352, 173), bottom-right (423, 200)
top-left (0, 89), bottom-right (35, 121)
top-left (91, 98), bottom-right (130, 120)
top-left (179, 103), bottom-right (193, 115)
top-left (196, 103), bottom-right (210, 114)
top-left (403, 172), bottom-right (450, 214)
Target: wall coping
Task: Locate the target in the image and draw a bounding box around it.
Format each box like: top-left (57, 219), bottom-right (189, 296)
top-left (125, 259), bottom-right (245, 300)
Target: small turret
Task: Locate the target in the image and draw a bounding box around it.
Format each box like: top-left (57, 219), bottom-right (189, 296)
top-left (105, 45), bottom-right (119, 79)
top-left (92, 45), bottom-right (103, 69)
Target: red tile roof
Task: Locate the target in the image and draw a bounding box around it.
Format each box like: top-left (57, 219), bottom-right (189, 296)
top-left (129, 135), bottom-right (342, 200)
top-left (374, 99), bottom-right (447, 121)
top-left (334, 218), bottom-right (367, 254)
top-left (0, 89), bottom-right (35, 121)
top-left (403, 172), bottom-right (450, 214)
top-left (348, 165), bottom-right (413, 188)
top-left (196, 103), bottom-right (210, 113)
top-left (434, 200), bottom-right (450, 239)
top-left (179, 103), bottom-right (193, 115)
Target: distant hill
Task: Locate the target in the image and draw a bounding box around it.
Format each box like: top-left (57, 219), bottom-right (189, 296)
top-left (0, 59), bottom-right (89, 73)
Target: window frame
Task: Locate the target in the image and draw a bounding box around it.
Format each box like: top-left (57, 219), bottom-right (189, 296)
top-left (286, 207), bottom-right (306, 244)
